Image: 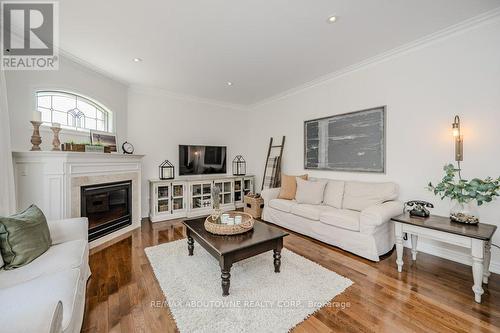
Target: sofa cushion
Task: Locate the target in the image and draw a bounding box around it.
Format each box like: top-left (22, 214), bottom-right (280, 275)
top-left (342, 181), bottom-right (398, 211)
top-left (278, 174), bottom-right (308, 200)
top-left (295, 178), bottom-right (327, 205)
top-left (290, 204), bottom-right (334, 221)
top-left (0, 239), bottom-right (87, 289)
top-left (323, 180), bottom-right (345, 208)
top-left (320, 209), bottom-right (361, 231)
top-left (0, 204), bottom-right (52, 269)
top-left (268, 199), bottom-right (296, 213)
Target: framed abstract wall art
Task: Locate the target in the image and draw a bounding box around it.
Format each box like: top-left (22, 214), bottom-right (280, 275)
top-left (304, 106), bottom-right (386, 173)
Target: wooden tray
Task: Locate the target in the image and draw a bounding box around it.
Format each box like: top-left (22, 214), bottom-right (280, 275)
top-left (204, 211), bottom-right (254, 235)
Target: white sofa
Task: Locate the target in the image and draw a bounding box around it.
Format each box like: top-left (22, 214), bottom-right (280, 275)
top-left (261, 179), bottom-right (403, 261)
top-left (0, 218), bottom-right (91, 333)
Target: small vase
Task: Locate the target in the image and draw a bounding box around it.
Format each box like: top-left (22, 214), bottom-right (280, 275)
top-left (450, 200), bottom-right (479, 224)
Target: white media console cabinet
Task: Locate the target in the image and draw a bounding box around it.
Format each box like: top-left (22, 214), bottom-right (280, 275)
top-left (149, 175), bottom-right (254, 222)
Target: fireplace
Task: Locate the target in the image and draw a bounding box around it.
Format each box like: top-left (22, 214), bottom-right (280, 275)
top-left (81, 180), bottom-right (132, 241)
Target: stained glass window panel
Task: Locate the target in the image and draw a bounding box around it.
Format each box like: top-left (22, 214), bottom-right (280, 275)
top-left (36, 91), bottom-right (112, 133)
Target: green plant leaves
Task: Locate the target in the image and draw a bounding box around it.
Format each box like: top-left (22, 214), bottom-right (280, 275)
top-left (427, 163), bottom-right (500, 206)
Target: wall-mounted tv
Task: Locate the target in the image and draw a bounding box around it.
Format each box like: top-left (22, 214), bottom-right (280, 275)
top-left (179, 145), bottom-right (227, 176)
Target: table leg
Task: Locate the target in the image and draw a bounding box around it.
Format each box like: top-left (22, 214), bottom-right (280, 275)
top-left (395, 222), bottom-right (404, 272)
top-left (220, 257), bottom-right (232, 297)
top-left (187, 235), bottom-right (194, 256)
top-left (483, 241), bottom-right (491, 284)
top-left (411, 234), bottom-right (418, 261)
top-left (471, 239), bottom-right (485, 303)
top-left (273, 249), bottom-right (282, 273)
top-left (274, 238), bottom-right (283, 273)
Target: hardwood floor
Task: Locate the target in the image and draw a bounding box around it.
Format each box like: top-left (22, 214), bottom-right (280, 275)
top-left (82, 218), bottom-right (500, 332)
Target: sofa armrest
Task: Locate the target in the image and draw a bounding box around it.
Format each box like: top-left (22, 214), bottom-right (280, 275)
top-left (0, 286), bottom-right (63, 333)
top-left (359, 201), bottom-right (403, 233)
top-left (261, 188), bottom-right (281, 205)
top-left (47, 217), bottom-right (88, 245)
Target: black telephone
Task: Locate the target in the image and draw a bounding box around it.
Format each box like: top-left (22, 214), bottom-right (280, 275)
top-left (404, 200), bottom-right (434, 218)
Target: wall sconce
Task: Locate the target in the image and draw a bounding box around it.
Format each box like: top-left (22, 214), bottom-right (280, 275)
top-left (452, 115), bottom-right (463, 162)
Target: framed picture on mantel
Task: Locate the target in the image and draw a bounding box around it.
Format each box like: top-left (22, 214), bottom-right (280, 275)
top-left (90, 130), bottom-right (117, 152)
top-left (304, 106), bottom-right (386, 173)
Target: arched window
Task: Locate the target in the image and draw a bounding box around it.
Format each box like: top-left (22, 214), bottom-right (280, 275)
top-left (36, 91), bottom-right (112, 133)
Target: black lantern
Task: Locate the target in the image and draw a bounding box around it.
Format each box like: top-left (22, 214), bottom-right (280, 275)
top-left (159, 160), bottom-right (174, 180)
top-left (232, 155), bottom-right (246, 176)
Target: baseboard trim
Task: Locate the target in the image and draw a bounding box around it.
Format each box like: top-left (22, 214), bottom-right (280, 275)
top-left (406, 241), bottom-right (500, 274)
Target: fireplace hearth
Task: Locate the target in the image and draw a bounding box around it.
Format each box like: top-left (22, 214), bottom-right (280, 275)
top-left (81, 180), bottom-right (132, 241)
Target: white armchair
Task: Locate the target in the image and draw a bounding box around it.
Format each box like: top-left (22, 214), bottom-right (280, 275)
top-left (0, 217), bottom-right (90, 333)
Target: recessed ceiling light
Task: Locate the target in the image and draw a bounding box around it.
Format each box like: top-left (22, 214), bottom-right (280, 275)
top-left (133, 57), bottom-right (142, 62)
top-left (227, 82), bottom-right (233, 86)
top-left (327, 16), bottom-right (338, 23)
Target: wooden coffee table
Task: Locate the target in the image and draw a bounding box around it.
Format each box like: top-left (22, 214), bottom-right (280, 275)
top-left (183, 217), bottom-right (288, 296)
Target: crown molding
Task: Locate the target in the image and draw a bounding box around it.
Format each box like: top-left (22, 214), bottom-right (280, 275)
top-left (128, 84), bottom-right (248, 111)
top-left (58, 49), bottom-right (130, 87)
top-left (250, 7), bottom-right (500, 109)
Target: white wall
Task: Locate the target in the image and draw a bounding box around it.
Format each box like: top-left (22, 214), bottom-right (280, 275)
top-left (247, 18), bottom-right (500, 271)
top-left (127, 87), bottom-right (248, 217)
top-left (5, 55), bottom-right (128, 151)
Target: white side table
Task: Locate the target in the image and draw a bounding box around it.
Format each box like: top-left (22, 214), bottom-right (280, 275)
top-left (392, 213), bottom-right (496, 303)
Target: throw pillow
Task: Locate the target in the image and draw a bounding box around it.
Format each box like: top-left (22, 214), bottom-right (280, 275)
top-left (0, 204), bottom-right (52, 270)
top-left (342, 181), bottom-right (399, 211)
top-left (295, 178), bottom-right (327, 205)
top-left (323, 180), bottom-right (345, 208)
top-left (278, 174), bottom-right (308, 200)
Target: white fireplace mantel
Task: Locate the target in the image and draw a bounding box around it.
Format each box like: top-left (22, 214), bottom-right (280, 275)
top-left (12, 151), bottom-right (144, 247)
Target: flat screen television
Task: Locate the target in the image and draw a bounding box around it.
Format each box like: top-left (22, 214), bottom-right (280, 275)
top-left (179, 145), bottom-right (227, 175)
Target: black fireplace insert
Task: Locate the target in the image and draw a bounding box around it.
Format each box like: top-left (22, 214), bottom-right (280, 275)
top-left (81, 180), bottom-right (132, 241)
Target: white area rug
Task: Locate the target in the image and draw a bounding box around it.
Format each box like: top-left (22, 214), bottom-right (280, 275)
top-left (145, 239), bottom-right (352, 333)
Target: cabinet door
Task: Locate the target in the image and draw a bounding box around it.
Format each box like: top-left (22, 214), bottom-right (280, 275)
top-left (156, 184), bottom-right (170, 214)
top-left (243, 177), bottom-right (254, 195)
top-left (222, 180), bottom-right (233, 204)
top-left (234, 178), bottom-right (243, 203)
top-left (171, 183), bottom-right (185, 212)
top-left (191, 182), bottom-right (212, 209)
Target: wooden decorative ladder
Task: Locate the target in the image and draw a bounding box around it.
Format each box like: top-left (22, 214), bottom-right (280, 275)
top-left (261, 136), bottom-right (286, 191)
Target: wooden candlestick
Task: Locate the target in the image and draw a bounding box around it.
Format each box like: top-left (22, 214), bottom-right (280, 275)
top-left (30, 121), bottom-right (43, 151)
top-left (51, 126), bottom-right (61, 151)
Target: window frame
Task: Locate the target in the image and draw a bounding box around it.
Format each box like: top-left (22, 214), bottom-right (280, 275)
top-left (36, 90), bottom-right (114, 134)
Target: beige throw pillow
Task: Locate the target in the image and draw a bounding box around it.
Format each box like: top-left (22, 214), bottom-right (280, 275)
top-left (295, 178), bottom-right (328, 205)
top-left (278, 174), bottom-right (308, 200)
top-left (342, 181), bottom-right (399, 211)
top-left (323, 180), bottom-right (345, 208)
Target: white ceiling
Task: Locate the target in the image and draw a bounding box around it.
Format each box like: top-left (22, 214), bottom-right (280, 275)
top-left (58, 0), bottom-right (500, 105)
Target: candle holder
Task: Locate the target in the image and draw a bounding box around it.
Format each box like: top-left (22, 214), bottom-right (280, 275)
top-left (51, 126), bottom-right (61, 151)
top-left (30, 121), bottom-right (43, 151)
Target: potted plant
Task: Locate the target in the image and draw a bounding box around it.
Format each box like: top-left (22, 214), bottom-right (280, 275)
top-left (428, 164), bottom-right (500, 224)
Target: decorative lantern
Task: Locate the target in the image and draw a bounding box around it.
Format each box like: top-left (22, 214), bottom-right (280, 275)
top-left (159, 160), bottom-right (174, 180)
top-left (232, 155), bottom-right (246, 176)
